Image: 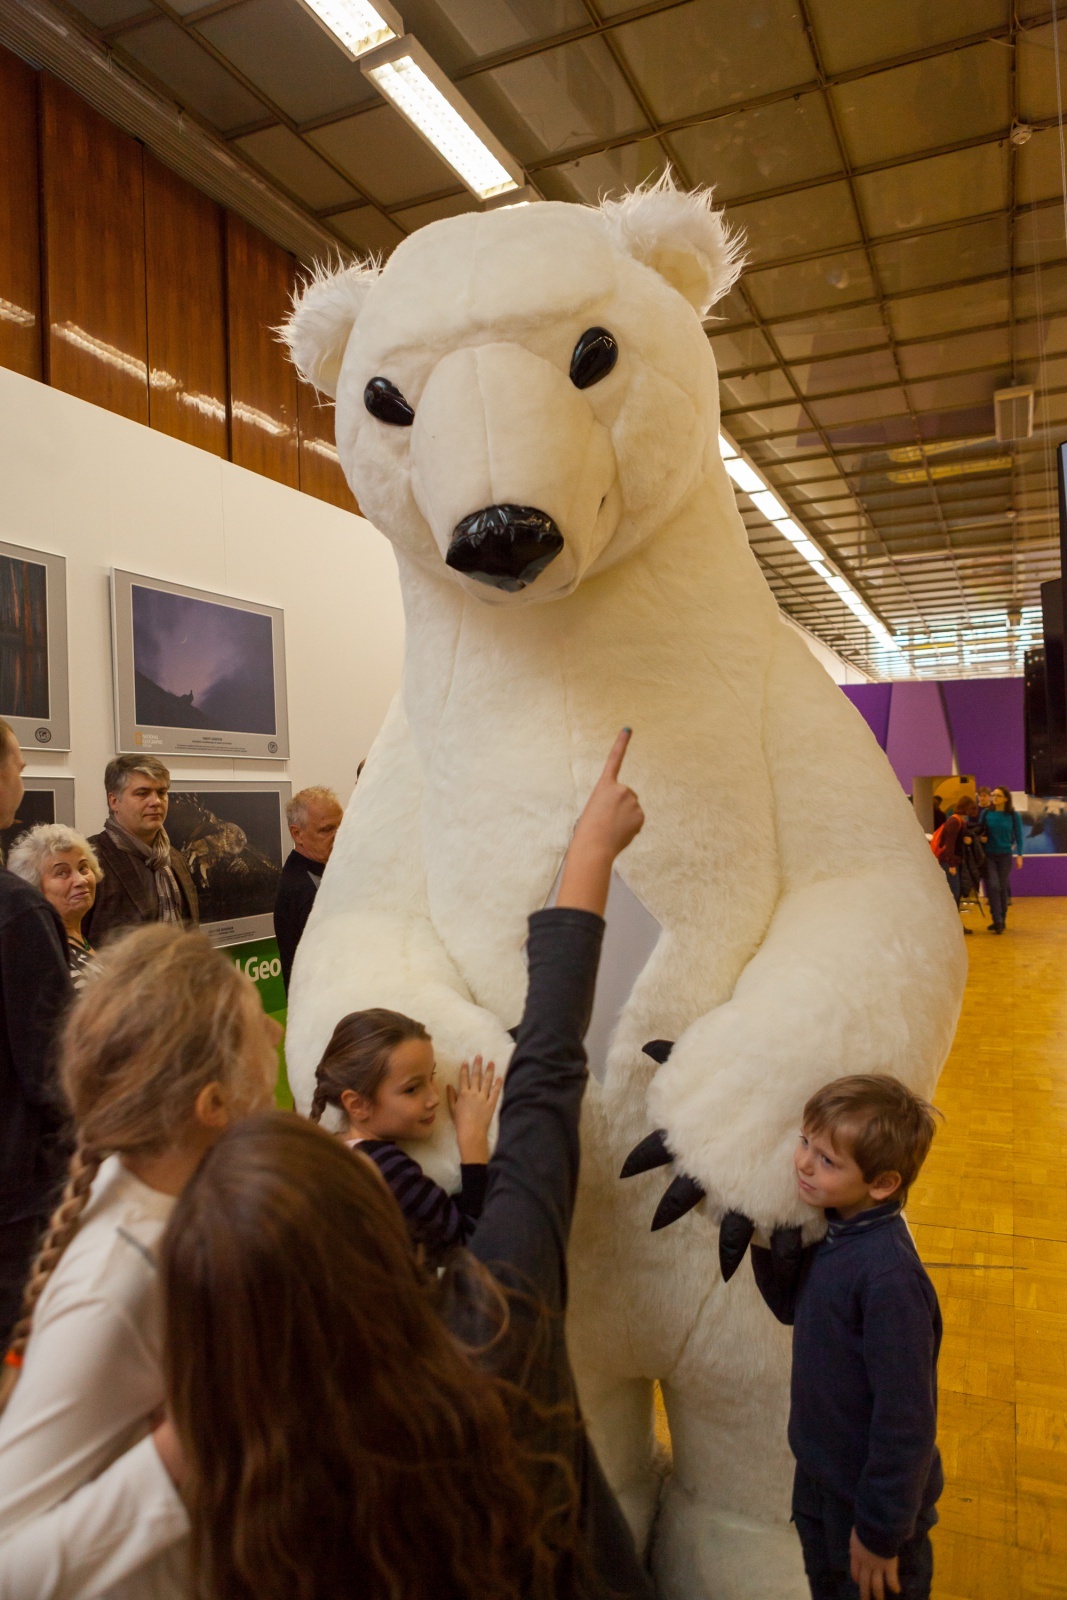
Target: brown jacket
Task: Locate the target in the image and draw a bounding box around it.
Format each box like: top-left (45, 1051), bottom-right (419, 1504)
top-left (83, 829), bottom-right (199, 946)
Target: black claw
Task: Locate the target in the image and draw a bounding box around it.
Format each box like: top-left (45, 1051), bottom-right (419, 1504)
top-left (620, 1129), bottom-right (672, 1179)
top-left (642, 1039), bottom-right (674, 1064)
top-left (651, 1174), bottom-right (706, 1231)
top-left (771, 1225), bottom-right (804, 1270)
top-left (719, 1211), bottom-right (756, 1281)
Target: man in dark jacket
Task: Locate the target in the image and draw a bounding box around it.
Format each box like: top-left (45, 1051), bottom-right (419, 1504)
top-left (0, 719), bottom-right (73, 1347)
top-left (274, 786), bottom-right (343, 990)
top-left (84, 755), bottom-right (198, 946)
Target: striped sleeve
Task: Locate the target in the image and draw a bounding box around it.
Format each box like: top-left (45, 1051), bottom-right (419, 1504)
top-left (363, 1143), bottom-right (469, 1254)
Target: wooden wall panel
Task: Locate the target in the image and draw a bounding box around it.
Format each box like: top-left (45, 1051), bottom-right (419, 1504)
top-left (40, 75), bottom-right (148, 423)
top-left (298, 381), bottom-right (360, 515)
top-left (144, 154), bottom-right (228, 458)
top-left (0, 47), bottom-right (42, 380)
top-left (226, 213), bottom-right (298, 487)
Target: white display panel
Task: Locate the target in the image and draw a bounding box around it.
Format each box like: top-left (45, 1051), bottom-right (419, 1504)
top-left (0, 539), bottom-right (70, 752)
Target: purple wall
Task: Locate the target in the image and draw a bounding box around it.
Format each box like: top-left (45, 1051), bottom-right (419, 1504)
top-left (883, 683), bottom-right (954, 793)
top-left (843, 683), bottom-right (891, 748)
top-left (940, 679), bottom-right (1025, 791)
top-left (844, 678), bottom-right (1025, 793)
top-left (841, 676), bottom-right (1059, 897)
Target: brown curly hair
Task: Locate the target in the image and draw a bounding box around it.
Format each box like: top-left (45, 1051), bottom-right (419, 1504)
top-left (163, 1111), bottom-right (585, 1600)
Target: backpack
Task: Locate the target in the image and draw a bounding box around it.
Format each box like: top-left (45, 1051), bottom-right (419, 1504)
top-left (930, 818), bottom-right (957, 862)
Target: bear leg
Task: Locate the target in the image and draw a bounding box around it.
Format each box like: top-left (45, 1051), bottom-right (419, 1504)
top-left (574, 1364), bottom-right (666, 1557)
top-left (652, 1282), bottom-right (807, 1600)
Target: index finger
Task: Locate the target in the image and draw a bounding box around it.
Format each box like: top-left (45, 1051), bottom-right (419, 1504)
top-left (601, 727), bottom-right (632, 782)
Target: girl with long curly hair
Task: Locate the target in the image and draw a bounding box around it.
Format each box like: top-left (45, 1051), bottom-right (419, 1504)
top-left (0, 927), bottom-right (279, 1596)
top-left (150, 729), bottom-right (652, 1600)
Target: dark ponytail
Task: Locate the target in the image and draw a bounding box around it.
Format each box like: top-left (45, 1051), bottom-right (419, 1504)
top-left (311, 1009), bottom-right (430, 1124)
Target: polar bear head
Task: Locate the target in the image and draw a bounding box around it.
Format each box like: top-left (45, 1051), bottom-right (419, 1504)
top-left (282, 179), bottom-right (743, 606)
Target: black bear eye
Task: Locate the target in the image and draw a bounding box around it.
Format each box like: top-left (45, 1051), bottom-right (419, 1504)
top-left (364, 376), bottom-right (414, 426)
top-left (569, 327), bottom-right (618, 390)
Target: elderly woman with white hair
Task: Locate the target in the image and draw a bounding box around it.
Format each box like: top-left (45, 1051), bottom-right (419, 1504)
top-left (8, 825), bottom-right (102, 987)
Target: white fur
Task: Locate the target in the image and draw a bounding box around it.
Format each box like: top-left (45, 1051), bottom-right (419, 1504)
top-left (283, 193), bottom-right (966, 1598)
top-left (280, 257), bottom-right (381, 399)
top-left (598, 172), bottom-right (746, 314)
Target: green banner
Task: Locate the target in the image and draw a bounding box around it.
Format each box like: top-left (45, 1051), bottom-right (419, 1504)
top-left (222, 935), bottom-right (293, 1108)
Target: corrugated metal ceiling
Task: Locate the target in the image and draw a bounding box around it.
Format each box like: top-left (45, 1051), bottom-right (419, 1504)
top-left (29, 0), bottom-right (1067, 676)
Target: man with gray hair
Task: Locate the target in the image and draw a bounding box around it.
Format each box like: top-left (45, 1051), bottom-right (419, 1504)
top-left (84, 755), bottom-right (198, 946)
top-left (274, 785), bottom-right (344, 990)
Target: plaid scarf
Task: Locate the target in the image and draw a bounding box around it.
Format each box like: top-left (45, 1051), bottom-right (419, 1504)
top-left (104, 818), bottom-right (184, 924)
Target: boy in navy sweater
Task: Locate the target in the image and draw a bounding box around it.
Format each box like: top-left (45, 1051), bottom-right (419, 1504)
top-left (751, 1075), bottom-right (943, 1600)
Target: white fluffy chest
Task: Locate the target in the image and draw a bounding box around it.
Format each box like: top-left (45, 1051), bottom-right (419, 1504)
top-left (405, 625), bottom-right (781, 1028)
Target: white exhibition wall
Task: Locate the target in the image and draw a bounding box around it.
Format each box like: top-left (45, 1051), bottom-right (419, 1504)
top-left (0, 363), bottom-right (866, 844)
top-left (0, 365), bottom-right (406, 837)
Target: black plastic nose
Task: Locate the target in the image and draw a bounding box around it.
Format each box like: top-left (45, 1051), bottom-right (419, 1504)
top-left (446, 505), bottom-right (564, 593)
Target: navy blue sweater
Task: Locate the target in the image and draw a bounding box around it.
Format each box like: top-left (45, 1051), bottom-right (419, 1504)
top-left (751, 1202), bottom-right (943, 1558)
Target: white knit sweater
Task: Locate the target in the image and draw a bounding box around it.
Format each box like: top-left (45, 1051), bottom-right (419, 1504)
top-left (0, 1157), bottom-right (190, 1598)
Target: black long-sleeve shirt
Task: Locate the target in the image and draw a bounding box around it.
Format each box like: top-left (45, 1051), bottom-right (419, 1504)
top-left (751, 1201), bottom-right (943, 1559)
top-left (0, 869), bottom-right (73, 1226)
top-left (273, 849), bottom-right (322, 990)
top-left (452, 906), bottom-right (654, 1600)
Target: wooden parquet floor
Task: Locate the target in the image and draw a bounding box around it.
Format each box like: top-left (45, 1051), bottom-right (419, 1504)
top-left (909, 896), bottom-right (1067, 1600)
top-left (650, 898), bottom-right (1067, 1596)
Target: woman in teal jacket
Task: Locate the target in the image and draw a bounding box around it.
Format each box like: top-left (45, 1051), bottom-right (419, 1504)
top-left (982, 786), bottom-right (1024, 933)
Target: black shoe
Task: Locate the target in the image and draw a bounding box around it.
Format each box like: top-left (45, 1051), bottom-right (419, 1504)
top-left (963, 927), bottom-right (973, 935)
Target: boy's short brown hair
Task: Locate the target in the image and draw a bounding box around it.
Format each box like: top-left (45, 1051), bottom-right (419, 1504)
top-left (802, 1074), bottom-right (940, 1203)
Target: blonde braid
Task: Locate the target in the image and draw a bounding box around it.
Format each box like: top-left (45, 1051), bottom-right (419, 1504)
top-left (0, 1142), bottom-right (102, 1411)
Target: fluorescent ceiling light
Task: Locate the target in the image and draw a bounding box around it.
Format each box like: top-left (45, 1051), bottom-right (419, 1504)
top-left (294, 0), bottom-right (401, 60)
top-left (750, 489), bottom-right (789, 521)
top-left (362, 36), bottom-right (523, 200)
top-left (482, 185), bottom-right (539, 209)
top-left (793, 537), bottom-right (826, 566)
top-left (772, 517), bottom-right (806, 544)
top-left (724, 456), bottom-right (763, 494)
top-left (719, 431), bottom-right (903, 661)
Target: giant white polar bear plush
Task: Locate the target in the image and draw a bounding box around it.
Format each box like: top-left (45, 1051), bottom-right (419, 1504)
top-left (281, 180), bottom-right (966, 1600)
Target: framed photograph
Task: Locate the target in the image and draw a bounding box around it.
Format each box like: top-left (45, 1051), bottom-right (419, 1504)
top-left (0, 540), bottom-right (70, 751)
top-left (1015, 793), bottom-right (1067, 855)
top-left (111, 570), bottom-right (289, 761)
top-left (0, 775), bottom-right (76, 859)
top-left (166, 781), bottom-right (292, 946)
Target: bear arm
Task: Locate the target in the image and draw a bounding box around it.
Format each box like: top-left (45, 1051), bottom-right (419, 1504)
top-left (644, 630), bottom-right (965, 1231)
top-left (284, 696), bottom-right (514, 1182)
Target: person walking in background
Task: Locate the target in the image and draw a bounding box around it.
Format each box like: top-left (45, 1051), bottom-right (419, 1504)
top-left (982, 787), bottom-right (1024, 935)
top-left (274, 786), bottom-right (343, 990)
top-left (7, 825), bottom-right (102, 986)
top-left (84, 757), bottom-right (198, 945)
top-left (0, 720), bottom-right (73, 1350)
top-left (932, 800), bottom-right (974, 919)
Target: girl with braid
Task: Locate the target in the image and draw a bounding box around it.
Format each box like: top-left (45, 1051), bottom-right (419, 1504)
top-left (310, 1011), bottom-right (501, 1263)
top-left (0, 925), bottom-right (278, 1594)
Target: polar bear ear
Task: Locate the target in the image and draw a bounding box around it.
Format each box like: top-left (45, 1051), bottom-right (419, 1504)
top-left (598, 173), bottom-right (745, 317)
top-left (278, 258), bottom-right (382, 399)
